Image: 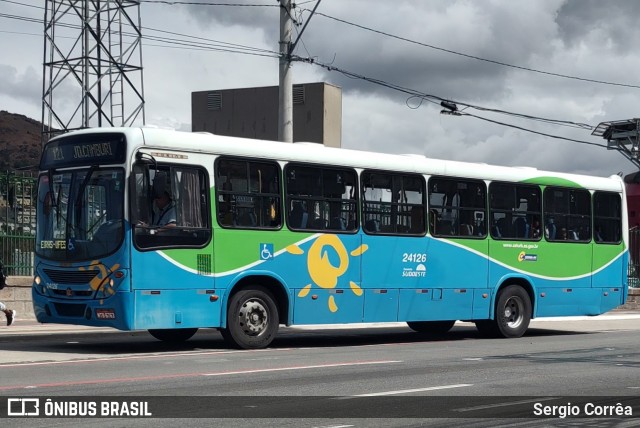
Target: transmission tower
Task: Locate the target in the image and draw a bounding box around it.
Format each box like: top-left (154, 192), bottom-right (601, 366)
top-left (42, 0), bottom-right (146, 142)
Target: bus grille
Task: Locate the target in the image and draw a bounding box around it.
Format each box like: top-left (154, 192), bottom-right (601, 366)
top-left (43, 269), bottom-right (98, 284)
top-left (53, 303), bottom-right (87, 317)
top-left (51, 289), bottom-right (93, 298)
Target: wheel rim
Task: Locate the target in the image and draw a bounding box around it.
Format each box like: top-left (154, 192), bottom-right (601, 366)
top-left (503, 296), bottom-right (524, 328)
top-left (238, 299), bottom-right (269, 336)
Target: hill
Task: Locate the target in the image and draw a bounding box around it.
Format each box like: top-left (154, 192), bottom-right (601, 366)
top-left (0, 111), bottom-right (43, 172)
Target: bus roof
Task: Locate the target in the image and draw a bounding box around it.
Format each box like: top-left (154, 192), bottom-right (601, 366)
top-left (52, 127), bottom-right (625, 192)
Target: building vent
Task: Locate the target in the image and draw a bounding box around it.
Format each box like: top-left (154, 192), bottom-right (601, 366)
top-left (207, 92), bottom-right (222, 110)
top-left (293, 85), bottom-right (305, 105)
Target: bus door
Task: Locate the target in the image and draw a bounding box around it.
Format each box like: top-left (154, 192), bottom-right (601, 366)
top-left (419, 177), bottom-right (488, 321)
top-left (592, 191), bottom-right (626, 312)
top-left (360, 172), bottom-right (428, 322)
top-left (130, 163), bottom-right (215, 330)
top-left (533, 187), bottom-right (595, 316)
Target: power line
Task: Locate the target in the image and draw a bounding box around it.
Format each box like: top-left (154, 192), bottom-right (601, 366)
top-left (0, 10), bottom-right (280, 58)
top-left (295, 56), bottom-right (591, 129)
top-left (293, 56), bottom-right (610, 149)
top-left (308, 11), bottom-right (640, 90)
top-left (460, 112), bottom-right (606, 148)
top-left (138, 1), bottom-right (277, 6)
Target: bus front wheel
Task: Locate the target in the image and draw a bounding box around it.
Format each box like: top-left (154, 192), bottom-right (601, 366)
top-left (476, 285), bottom-right (531, 338)
top-left (221, 286), bottom-right (279, 349)
top-left (407, 320), bottom-right (456, 335)
top-left (148, 328), bottom-right (198, 343)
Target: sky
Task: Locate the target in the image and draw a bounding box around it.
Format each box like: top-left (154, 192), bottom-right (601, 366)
top-left (2, 0), bottom-right (640, 178)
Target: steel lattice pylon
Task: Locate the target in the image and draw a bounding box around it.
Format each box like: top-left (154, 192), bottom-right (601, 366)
top-left (42, 0), bottom-right (145, 142)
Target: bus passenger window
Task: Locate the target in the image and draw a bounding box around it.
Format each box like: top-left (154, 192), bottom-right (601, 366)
top-left (489, 182), bottom-right (540, 241)
top-left (285, 164), bottom-right (357, 233)
top-left (543, 187), bottom-right (590, 243)
top-left (215, 157), bottom-right (282, 230)
top-left (362, 171), bottom-right (425, 236)
top-left (593, 192), bottom-right (621, 244)
top-left (430, 177), bottom-right (486, 239)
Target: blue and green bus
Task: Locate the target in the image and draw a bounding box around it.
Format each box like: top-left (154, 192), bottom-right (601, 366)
top-left (32, 128), bottom-right (628, 348)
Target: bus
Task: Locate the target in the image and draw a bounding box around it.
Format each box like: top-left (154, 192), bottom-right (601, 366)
top-left (32, 127), bottom-right (628, 349)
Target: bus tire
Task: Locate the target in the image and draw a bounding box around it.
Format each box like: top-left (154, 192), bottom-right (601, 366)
top-left (148, 328), bottom-right (198, 343)
top-left (490, 284), bottom-right (531, 338)
top-left (221, 286), bottom-right (279, 349)
top-left (407, 320), bottom-right (456, 335)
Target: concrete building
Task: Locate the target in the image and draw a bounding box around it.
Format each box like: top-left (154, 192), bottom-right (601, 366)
top-left (191, 82), bottom-right (342, 147)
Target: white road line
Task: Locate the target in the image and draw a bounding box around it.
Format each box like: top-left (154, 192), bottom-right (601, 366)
top-left (0, 348), bottom-right (294, 368)
top-left (453, 397), bottom-right (559, 412)
top-left (313, 426), bottom-right (354, 428)
top-left (202, 360), bottom-right (402, 377)
top-left (344, 383), bottom-right (473, 398)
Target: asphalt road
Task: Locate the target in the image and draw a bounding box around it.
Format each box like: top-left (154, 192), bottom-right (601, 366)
top-left (1, 315), bottom-right (639, 427)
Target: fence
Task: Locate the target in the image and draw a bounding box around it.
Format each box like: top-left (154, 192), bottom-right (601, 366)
top-left (0, 170), bottom-right (37, 276)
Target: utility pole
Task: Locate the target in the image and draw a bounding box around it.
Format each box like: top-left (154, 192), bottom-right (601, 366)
top-left (278, 0), bottom-right (293, 143)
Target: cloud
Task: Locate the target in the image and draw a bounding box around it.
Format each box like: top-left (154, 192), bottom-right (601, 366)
top-left (0, 65), bottom-right (40, 105)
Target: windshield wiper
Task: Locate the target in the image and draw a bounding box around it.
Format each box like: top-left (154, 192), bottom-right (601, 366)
top-left (47, 168), bottom-right (62, 226)
top-left (74, 165), bottom-right (97, 234)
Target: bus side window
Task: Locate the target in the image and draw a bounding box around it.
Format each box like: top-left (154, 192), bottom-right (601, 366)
top-left (593, 192), bottom-right (621, 244)
top-left (286, 164), bottom-right (357, 233)
top-left (429, 177), bottom-right (486, 239)
top-left (215, 157), bottom-right (282, 230)
top-left (362, 171), bottom-right (424, 235)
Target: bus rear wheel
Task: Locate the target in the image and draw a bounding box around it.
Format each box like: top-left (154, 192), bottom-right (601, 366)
top-left (148, 328), bottom-right (198, 343)
top-left (476, 285), bottom-right (531, 338)
top-left (407, 320), bottom-right (456, 335)
top-left (221, 286), bottom-right (279, 349)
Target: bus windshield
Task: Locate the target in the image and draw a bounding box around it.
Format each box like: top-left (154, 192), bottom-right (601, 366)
top-left (35, 168), bottom-right (125, 261)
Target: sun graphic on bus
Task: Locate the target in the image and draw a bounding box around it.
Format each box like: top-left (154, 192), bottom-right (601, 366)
top-left (287, 235), bottom-right (368, 313)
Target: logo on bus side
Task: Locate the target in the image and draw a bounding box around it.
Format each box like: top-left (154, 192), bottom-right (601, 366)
top-left (287, 235), bottom-right (367, 313)
top-left (518, 251), bottom-right (538, 262)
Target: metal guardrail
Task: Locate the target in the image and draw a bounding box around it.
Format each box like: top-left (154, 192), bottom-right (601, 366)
top-left (0, 170), bottom-right (36, 276)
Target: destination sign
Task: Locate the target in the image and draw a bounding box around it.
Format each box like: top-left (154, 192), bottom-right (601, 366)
top-left (41, 133), bottom-right (126, 169)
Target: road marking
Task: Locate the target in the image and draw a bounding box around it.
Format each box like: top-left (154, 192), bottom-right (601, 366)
top-left (0, 360), bottom-right (402, 392)
top-left (202, 360), bottom-right (402, 377)
top-left (313, 426), bottom-right (354, 428)
top-left (0, 348), bottom-right (295, 368)
top-left (453, 397), bottom-right (558, 412)
top-left (463, 357), bottom-right (483, 361)
top-left (343, 384), bottom-right (472, 398)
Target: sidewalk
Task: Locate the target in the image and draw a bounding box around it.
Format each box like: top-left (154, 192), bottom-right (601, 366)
top-left (0, 319), bottom-right (117, 335)
top-left (2, 311), bottom-right (639, 336)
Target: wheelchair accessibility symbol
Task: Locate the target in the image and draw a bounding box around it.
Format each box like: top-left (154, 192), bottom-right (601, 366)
top-left (260, 243), bottom-right (274, 260)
